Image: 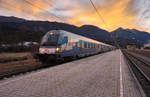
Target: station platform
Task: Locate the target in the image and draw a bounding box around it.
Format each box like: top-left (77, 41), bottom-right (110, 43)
top-left (0, 50), bottom-right (144, 97)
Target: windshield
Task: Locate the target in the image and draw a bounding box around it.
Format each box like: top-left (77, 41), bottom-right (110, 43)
top-left (58, 33), bottom-right (68, 45)
top-left (41, 31), bottom-right (59, 46)
top-left (40, 30), bottom-right (68, 46)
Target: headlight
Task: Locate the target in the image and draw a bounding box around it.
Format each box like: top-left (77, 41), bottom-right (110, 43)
top-left (39, 48), bottom-right (45, 53)
top-left (56, 47), bottom-right (59, 52)
top-left (39, 48), bottom-right (43, 52)
top-left (50, 32), bottom-right (54, 35)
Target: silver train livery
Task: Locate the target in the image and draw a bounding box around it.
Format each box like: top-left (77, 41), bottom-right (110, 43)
top-left (36, 30), bottom-right (115, 62)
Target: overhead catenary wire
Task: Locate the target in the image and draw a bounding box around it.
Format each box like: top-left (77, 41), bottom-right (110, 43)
top-left (0, 1), bottom-right (43, 19)
top-left (1, 1), bottom-right (59, 21)
top-left (89, 0), bottom-right (120, 48)
top-left (89, 0), bottom-right (108, 30)
top-left (2, 0), bottom-right (120, 47)
top-left (24, 0), bottom-right (64, 21)
top-left (1, 0), bottom-right (68, 31)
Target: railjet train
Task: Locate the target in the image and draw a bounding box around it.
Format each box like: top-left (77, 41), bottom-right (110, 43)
top-left (36, 30), bottom-right (115, 62)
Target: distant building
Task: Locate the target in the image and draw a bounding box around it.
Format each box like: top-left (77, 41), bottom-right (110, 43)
top-left (126, 44), bottom-right (137, 50)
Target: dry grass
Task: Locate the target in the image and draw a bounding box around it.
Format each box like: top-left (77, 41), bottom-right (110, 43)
top-left (0, 59), bottom-right (42, 78)
top-left (0, 52), bottom-right (48, 79)
top-left (0, 52), bottom-right (32, 59)
top-left (0, 52), bottom-right (33, 63)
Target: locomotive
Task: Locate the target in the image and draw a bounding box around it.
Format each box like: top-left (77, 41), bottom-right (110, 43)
top-left (36, 30), bottom-right (115, 62)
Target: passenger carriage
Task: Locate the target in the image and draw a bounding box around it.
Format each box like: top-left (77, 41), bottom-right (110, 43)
top-left (36, 30), bottom-right (114, 62)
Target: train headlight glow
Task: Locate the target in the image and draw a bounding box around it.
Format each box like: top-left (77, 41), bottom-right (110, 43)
top-left (39, 48), bottom-right (44, 53)
top-left (56, 47), bottom-right (59, 51)
top-left (50, 32), bottom-right (54, 35)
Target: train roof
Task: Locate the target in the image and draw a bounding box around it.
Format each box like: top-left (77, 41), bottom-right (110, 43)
top-left (47, 30), bottom-right (113, 47)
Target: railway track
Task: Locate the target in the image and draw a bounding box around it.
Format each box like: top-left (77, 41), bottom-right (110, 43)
top-left (123, 50), bottom-right (150, 97)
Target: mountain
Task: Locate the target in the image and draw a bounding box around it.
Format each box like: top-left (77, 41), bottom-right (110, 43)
top-left (1, 16), bottom-right (150, 49)
top-left (0, 16), bottom-right (112, 45)
top-left (79, 25), bottom-right (111, 43)
top-left (0, 16), bottom-right (26, 23)
top-left (111, 27), bottom-right (150, 48)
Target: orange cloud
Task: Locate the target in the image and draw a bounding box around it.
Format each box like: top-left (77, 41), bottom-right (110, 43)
top-left (0, 0), bottom-right (55, 20)
top-left (68, 0), bottom-right (137, 31)
top-left (0, 0), bottom-right (149, 33)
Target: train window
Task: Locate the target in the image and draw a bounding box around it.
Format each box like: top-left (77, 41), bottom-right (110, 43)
top-left (75, 42), bottom-right (78, 47)
top-left (99, 45), bottom-right (101, 48)
top-left (88, 43), bottom-right (90, 48)
top-left (41, 32), bottom-right (59, 46)
top-left (97, 44), bottom-right (99, 48)
top-left (86, 43), bottom-right (88, 48)
top-left (84, 42), bottom-right (88, 48)
top-left (87, 42), bottom-right (89, 48)
top-left (64, 36), bottom-right (68, 42)
top-left (91, 43), bottom-right (94, 48)
top-left (58, 33), bottom-right (64, 45)
top-left (99, 45), bottom-right (102, 49)
top-left (77, 42), bottom-right (80, 47)
top-left (79, 40), bottom-right (83, 48)
top-left (84, 42), bottom-right (86, 48)
top-left (88, 43), bottom-right (91, 48)
top-left (58, 36), bottom-right (68, 45)
top-left (73, 42), bottom-right (76, 46)
top-left (90, 43), bottom-right (91, 48)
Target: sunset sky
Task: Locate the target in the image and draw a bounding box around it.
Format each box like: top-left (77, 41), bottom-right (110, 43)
top-left (0, 0), bottom-right (150, 32)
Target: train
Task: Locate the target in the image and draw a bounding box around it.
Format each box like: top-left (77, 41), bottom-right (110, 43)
top-left (35, 30), bottom-right (115, 62)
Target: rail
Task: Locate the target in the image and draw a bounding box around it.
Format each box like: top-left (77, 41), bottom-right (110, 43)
top-left (123, 50), bottom-right (150, 97)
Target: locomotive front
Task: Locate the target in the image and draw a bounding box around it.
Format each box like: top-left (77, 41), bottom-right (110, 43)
top-left (38, 30), bottom-right (68, 61)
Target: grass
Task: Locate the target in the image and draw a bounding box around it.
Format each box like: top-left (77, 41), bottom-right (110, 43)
top-left (0, 52), bottom-right (32, 59)
top-left (0, 52), bottom-right (33, 63)
top-left (0, 52), bottom-right (40, 79)
top-left (0, 59), bottom-right (43, 79)
top-left (0, 52), bottom-right (57, 79)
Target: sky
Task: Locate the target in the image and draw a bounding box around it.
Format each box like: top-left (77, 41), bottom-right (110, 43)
top-left (0, 0), bottom-right (150, 32)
